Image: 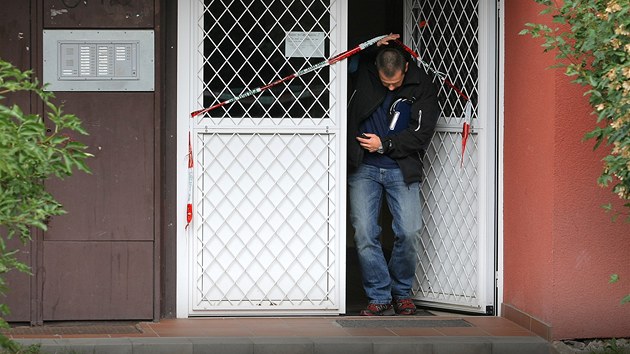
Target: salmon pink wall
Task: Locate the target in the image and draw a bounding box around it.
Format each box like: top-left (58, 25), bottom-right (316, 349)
top-left (504, 0), bottom-right (556, 328)
top-left (504, 1), bottom-right (630, 340)
top-left (551, 73), bottom-right (630, 340)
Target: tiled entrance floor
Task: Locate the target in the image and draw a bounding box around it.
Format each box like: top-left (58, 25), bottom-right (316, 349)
top-left (7, 316), bottom-right (537, 339)
top-left (8, 316), bottom-right (552, 354)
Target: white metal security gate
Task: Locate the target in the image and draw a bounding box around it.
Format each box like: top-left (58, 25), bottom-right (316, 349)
top-left (406, 0), bottom-right (497, 313)
top-left (180, 0), bottom-right (346, 315)
top-left (177, 0), bottom-right (497, 317)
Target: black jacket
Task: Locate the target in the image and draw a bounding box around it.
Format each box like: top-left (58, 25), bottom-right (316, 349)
top-left (347, 48), bottom-right (440, 184)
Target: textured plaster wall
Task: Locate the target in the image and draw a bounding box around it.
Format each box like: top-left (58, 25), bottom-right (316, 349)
top-left (504, 0), bottom-right (556, 328)
top-left (551, 71), bottom-right (630, 340)
top-left (504, 1), bottom-right (630, 340)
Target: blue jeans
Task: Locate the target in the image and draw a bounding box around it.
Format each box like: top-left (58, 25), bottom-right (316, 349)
top-left (348, 164), bottom-right (422, 304)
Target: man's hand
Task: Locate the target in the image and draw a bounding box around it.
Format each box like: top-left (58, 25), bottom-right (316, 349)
top-left (357, 133), bottom-right (383, 153)
top-left (377, 33), bottom-right (400, 47)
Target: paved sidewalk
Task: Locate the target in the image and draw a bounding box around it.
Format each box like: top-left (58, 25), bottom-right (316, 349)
top-left (9, 316), bottom-right (552, 353)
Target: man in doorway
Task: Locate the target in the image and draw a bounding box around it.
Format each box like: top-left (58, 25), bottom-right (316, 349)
top-left (347, 34), bottom-right (440, 316)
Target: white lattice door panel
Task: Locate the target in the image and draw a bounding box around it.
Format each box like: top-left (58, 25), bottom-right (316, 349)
top-left (193, 133), bottom-right (338, 311)
top-left (405, 0), bottom-right (496, 313)
top-left (187, 0), bottom-right (345, 315)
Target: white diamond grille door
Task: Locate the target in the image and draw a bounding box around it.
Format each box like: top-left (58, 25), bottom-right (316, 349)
top-left (187, 0), bottom-right (345, 315)
top-left (405, 0), bottom-right (496, 313)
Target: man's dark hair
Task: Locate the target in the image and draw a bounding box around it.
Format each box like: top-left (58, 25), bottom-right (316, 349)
top-left (375, 48), bottom-right (407, 77)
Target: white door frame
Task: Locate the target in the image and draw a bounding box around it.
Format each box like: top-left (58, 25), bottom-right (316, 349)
top-left (497, 0), bottom-right (505, 316)
top-left (479, 0), bottom-right (499, 315)
top-left (176, 0), bottom-right (193, 318)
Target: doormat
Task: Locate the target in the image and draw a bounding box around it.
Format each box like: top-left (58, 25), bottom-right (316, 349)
top-left (336, 319), bottom-right (472, 328)
top-left (1, 322), bottom-right (143, 335)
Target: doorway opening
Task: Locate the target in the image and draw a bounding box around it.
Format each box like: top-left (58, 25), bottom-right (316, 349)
top-left (345, 0), bottom-right (497, 316)
top-left (345, 0), bottom-right (405, 315)
top-left (176, 0), bottom-right (496, 317)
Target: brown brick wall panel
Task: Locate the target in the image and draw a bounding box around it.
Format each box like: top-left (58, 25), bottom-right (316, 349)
top-left (1, 236), bottom-right (32, 322)
top-left (44, 0), bottom-right (154, 28)
top-left (0, 1), bottom-right (34, 323)
top-left (42, 241), bottom-right (153, 320)
top-left (45, 92), bottom-right (154, 242)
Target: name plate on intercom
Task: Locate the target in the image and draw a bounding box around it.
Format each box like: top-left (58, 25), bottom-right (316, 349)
top-left (43, 30), bottom-right (154, 91)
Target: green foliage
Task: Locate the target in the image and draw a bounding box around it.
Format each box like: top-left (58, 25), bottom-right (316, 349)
top-left (520, 0), bottom-right (630, 218)
top-left (600, 338), bottom-right (628, 354)
top-left (0, 342), bottom-right (41, 354)
top-left (0, 59), bottom-right (91, 351)
top-left (610, 274), bottom-right (630, 304)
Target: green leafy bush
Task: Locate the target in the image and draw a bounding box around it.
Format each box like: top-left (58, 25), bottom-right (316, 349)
top-left (520, 0), bottom-right (630, 216)
top-left (0, 59), bottom-right (91, 349)
top-left (609, 274), bottom-right (630, 304)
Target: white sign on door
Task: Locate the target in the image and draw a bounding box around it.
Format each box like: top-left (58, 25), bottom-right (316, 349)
top-left (285, 31), bottom-right (325, 58)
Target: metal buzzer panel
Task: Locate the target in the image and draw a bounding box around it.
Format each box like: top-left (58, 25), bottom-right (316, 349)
top-left (43, 30), bottom-right (154, 91)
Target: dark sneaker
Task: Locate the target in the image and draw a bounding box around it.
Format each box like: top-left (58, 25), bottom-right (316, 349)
top-left (393, 298), bottom-right (417, 315)
top-left (360, 303), bottom-right (395, 316)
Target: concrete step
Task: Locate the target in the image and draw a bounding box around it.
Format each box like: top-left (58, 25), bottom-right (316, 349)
top-left (15, 336), bottom-right (551, 354)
